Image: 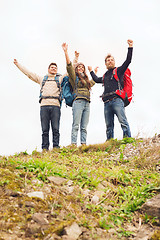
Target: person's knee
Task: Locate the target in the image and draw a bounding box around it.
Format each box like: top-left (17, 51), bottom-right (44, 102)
top-left (42, 131), bottom-right (49, 136)
top-left (80, 126), bottom-right (87, 133)
top-left (73, 126), bottom-right (79, 133)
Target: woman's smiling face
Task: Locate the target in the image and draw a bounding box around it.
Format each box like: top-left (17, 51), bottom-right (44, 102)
top-left (77, 64), bottom-right (85, 73)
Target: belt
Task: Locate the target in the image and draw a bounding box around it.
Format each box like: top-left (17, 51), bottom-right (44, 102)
top-left (104, 96), bottom-right (118, 103)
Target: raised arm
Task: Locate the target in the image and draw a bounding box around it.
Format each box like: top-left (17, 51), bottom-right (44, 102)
top-left (62, 43), bottom-right (70, 65)
top-left (13, 59), bottom-right (41, 84)
top-left (62, 43), bottom-right (76, 88)
top-left (118, 39), bottom-right (133, 75)
top-left (73, 51), bottom-right (79, 68)
top-left (88, 66), bottom-right (103, 84)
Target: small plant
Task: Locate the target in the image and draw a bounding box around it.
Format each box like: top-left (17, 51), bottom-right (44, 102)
top-left (119, 144), bottom-right (125, 161)
top-left (144, 213), bottom-right (150, 223)
top-left (118, 227), bottom-right (134, 237)
top-left (99, 218), bottom-right (114, 230)
top-left (0, 179), bottom-right (10, 186)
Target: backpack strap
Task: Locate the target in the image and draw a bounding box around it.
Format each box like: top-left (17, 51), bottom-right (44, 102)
top-left (112, 68), bottom-right (118, 81)
top-left (75, 76), bottom-right (79, 88)
top-left (113, 67), bottom-right (122, 92)
top-left (39, 75), bottom-right (48, 102)
top-left (55, 75), bottom-right (62, 104)
top-left (73, 76), bottom-right (79, 93)
top-left (39, 74), bottom-right (62, 104)
top-left (54, 75), bottom-right (61, 89)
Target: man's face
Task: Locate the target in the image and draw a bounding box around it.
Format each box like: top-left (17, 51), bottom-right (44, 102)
top-left (105, 57), bottom-right (115, 70)
top-left (48, 65), bottom-right (57, 75)
top-left (77, 64), bottom-right (85, 73)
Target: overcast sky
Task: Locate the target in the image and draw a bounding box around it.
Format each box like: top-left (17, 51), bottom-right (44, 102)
top-left (0, 0), bottom-right (160, 156)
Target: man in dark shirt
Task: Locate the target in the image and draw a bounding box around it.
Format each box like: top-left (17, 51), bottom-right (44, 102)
top-left (88, 39), bottom-right (133, 140)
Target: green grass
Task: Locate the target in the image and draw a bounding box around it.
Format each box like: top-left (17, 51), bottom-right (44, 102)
top-left (0, 138), bottom-right (160, 239)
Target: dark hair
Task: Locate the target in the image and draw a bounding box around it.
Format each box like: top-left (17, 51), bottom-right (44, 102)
top-left (48, 63), bottom-right (57, 69)
top-left (105, 54), bottom-right (114, 63)
top-left (75, 64), bottom-right (91, 90)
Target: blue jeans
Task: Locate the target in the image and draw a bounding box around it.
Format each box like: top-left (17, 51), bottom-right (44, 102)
top-left (104, 97), bottom-right (131, 140)
top-left (40, 105), bottom-right (61, 149)
top-left (72, 99), bottom-right (90, 144)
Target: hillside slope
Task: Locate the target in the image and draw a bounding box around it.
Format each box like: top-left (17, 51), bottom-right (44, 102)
top-left (0, 137), bottom-right (160, 240)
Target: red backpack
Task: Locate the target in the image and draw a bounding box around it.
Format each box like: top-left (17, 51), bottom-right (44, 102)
top-left (113, 67), bottom-right (133, 107)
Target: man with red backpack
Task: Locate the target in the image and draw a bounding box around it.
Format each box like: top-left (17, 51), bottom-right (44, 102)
top-left (88, 39), bottom-right (133, 140)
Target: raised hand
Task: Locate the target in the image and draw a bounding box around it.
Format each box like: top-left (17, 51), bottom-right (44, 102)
top-left (62, 43), bottom-right (70, 64)
top-left (13, 59), bottom-right (18, 65)
top-left (62, 42), bottom-right (68, 52)
top-left (127, 39), bottom-right (133, 47)
top-left (75, 51), bottom-right (80, 58)
top-left (88, 66), bottom-right (92, 72)
top-left (94, 66), bottom-right (99, 75)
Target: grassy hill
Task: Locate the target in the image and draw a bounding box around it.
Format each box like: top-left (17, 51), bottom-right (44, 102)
top-left (0, 137), bottom-right (160, 239)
